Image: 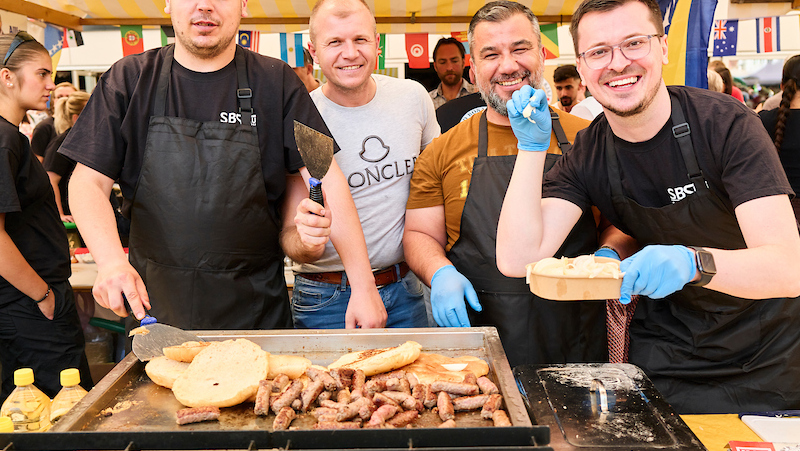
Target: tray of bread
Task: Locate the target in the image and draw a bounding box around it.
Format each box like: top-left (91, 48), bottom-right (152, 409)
top-left (51, 328), bottom-right (532, 436)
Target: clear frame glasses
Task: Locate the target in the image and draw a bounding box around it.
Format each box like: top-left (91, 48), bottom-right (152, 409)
top-left (578, 34), bottom-right (663, 70)
top-left (3, 31), bottom-right (37, 66)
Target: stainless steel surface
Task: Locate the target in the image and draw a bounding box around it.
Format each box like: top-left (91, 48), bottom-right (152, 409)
top-left (53, 327), bottom-right (531, 433)
top-left (293, 120), bottom-right (334, 180)
top-left (516, 364), bottom-right (705, 451)
top-left (131, 323), bottom-right (202, 362)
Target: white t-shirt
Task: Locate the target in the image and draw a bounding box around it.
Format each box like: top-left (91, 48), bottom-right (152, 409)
top-left (299, 74), bottom-right (440, 272)
top-left (569, 96), bottom-right (604, 121)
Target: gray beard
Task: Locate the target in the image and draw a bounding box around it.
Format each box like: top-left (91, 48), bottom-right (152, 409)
top-left (478, 70), bottom-right (544, 117)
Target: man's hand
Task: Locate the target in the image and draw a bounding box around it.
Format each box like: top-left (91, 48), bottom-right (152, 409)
top-left (506, 85), bottom-right (552, 152)
top-left (294, 197), bottom-right (332, 257)
top-left (92, 260), bottom-right (150, 320)
top-left (619, 245), bottom-right (696, 304)
top-left (37, 293), bottom-right (55, 320)
top-left (430, 265), bottom-right (482, 327)
top-left (345, 285), bottom-right (387, 329)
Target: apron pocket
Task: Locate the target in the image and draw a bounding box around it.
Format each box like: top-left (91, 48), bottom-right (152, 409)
top-left (144, 259), bottom-right (196, 329)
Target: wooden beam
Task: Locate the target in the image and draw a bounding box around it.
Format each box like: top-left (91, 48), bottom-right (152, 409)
top-left (80, 14), bottom-right (571, 27)
top-left (793, 0), bottom-right (800, 9)
top-left (2, 0), bottom-right (82, 30)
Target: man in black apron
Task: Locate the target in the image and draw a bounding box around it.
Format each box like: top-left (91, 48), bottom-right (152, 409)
top-left (498, 0), bottom-right (800, 413)
top-left (60, 0), bottom-right (383, 331)
top-left (405, 1), bottom-right (634, 368)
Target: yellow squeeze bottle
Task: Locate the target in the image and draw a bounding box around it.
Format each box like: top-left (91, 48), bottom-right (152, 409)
top-left (50, 369), bottom-right (88, 424)
top-left (0, 368), bottom-right (51, 432)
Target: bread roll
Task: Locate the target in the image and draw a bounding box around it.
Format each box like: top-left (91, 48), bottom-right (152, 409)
top-left (172, 339), bottom-right (269, 408)
top-left (267, 354), bottom-right (312, 379)
top-left (145, 356), bottom-right (190, 389)
top-left (163, 341), bottom-right (211, 363)
top-left (328, 341), bottom-right (422, 376)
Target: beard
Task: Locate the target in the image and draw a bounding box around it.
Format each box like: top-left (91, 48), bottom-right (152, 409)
top-left (477, 67), bottom-right (544, 117)
top-left (441, 72), bottom-right (463, 87)
top-left (175, 15), bottom-right (235, 60)
top-left (597, 68), bottom-right (660, 118)
top-left (560, 96), bottom-right (574, 107)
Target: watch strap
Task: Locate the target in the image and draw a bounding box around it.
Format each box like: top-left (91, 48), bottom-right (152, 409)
top-left (687, 246), bottom-right (714, 287)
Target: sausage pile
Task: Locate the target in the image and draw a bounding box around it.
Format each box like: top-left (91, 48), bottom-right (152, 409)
top-left (253, 368), bottom-right (511, 430)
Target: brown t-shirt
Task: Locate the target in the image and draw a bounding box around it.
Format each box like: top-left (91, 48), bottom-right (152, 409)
top-left (407, 109), bottom-right (590, 251)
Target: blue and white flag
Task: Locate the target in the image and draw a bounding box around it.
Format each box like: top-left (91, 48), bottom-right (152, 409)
top-left (280, 33), bottom-right (305, 68)
top-left (712, 19), bottom-right (738, 57)
top-left (44, 24), bottom-right (64, 75)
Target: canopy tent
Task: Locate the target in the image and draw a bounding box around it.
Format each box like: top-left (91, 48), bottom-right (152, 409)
top-left (6, 0), bottom-right (581, 33)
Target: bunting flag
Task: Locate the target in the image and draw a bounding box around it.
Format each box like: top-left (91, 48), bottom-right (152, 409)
top-left (161, 26), bottom-right (175, 47)
top-left (120, 25), bottom-right (144, 57)
top-left (279, 33), bottom-right (303, 67)
top-left (755, 17), bottom-right (780, 53)
top-left (405, 33), bottom-right (429, 69)
top-left (377, 33), bottom-right (386, 70)
top-left (450, 31), bottom-right (470, 66)
top-left (43, 25), bottom-right (64, 75)
top-left (659, 0), bottom-right (717, 89)
top-left (712, 19), bottom-right (737, 57)
top-left (63, 29), bottom-right (84, 48)
top-left (238, 30), bottom-right (261, 52)
top-left (540, 24), bottom-right (559, 60)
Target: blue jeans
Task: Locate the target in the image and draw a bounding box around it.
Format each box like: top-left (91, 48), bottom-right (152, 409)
top-left (291, 270), bottom-right (429, 329)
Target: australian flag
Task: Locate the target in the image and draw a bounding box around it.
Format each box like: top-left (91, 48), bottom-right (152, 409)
top-left (712, 19), bottom-right (738, 57)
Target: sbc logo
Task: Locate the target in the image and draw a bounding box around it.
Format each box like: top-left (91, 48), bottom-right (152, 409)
top-left (667, 183), bottom-right (696, 202)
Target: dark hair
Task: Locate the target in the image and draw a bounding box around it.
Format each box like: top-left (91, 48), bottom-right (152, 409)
top-left (432, 37), bottom-right (465, 61)
top-left (553, 64), bottom-right (580, 83)
top-left (570, 0), bottom-right (664, 54)
top-left (468, 1), bottom-right (541, 56)
top-left (302, 47), bottom-right (314, 67)
top-left (714, 67), bottom-right (733, 95)
top-left (773, 54), bottom-right (800, 152)
top-left (0, 33), bottom-right (48, 73)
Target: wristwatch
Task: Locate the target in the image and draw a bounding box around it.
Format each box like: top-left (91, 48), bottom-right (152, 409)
top-left (687, 246), bottom-right (716, 287)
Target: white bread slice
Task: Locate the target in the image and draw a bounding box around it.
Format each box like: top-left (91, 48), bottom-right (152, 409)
top-left (145, 356), bottom-right (190, 389)
top-left (267, 354), bottom-right (312, 379)
top-left (327, 341), bottom-right (422, 376)
top-left (172, 339), bottom-right (269, 408)
top-left (163, 341), bottom-right (211, 363)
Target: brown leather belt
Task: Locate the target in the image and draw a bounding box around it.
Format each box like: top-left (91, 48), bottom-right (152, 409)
top-left (299, 262), bottom-right (410, 287)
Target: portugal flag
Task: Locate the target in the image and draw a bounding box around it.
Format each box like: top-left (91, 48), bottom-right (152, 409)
top-left (120, 25), bottom-right (144, 57)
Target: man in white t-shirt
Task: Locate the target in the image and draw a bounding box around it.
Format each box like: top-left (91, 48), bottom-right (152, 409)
top-left (283, 0), bottom-right (440, 329)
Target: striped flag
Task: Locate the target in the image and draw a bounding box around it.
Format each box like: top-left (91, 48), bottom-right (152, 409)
top-left (63, 29), bottom-right (84, 48)
top-left (161, 26), bottom-right (175, 47)
top-left (238, 30), bottom-right (260, 52)
top-left (540, 24), bottom-right (559, 60)
top-left (377, 33), bottom-right (386, 70)
top-left (756, 17), bottom-right (780, 53)
top-left (279, 33), bottom-right (304, 67)
top-left (658, 0), bottom-right (717, 89)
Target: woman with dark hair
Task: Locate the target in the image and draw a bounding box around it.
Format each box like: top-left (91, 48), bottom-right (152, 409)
top-left (760, 54), bottom-right (800, 222)
top-left (0, 32), bottom-right (92, 405)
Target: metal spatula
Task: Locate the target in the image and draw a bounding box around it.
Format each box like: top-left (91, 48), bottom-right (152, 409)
top-left (128, 305), bottom-right (203, 362)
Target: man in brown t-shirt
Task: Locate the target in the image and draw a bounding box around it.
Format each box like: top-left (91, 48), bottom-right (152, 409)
top-left (403, 1), bottom-right (632, 367)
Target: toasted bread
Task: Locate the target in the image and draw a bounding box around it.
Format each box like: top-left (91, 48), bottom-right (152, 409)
top-left (399, 353), bottom-right (489, 385)
top-left (267, 354), bottom-right (312, 379)
top-left (145, 356), bottom-right (190, 389)
top-left (163, 341), bottom-right (211, 363)
top-left (172, 339), bottom-right (269, 408)
top-left (327, 341), bottom-right (422, 376)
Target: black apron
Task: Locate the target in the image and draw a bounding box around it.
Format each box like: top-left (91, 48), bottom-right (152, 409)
top-left (127, 46), bottom-right (291, 331)
top-left (447, 111), bottom-right (607, 368)
top-left (610, 93), bottom-right (800, 413)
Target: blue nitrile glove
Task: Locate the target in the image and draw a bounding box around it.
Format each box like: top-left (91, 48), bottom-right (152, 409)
top-left (506, 85), bottom-right (552, 152)
top-left (618, 245), bottom-right (697, 305)
top-left (594, 246), bottom-right (621, 261)
top-left (430, 265), bottom-right (482, 328)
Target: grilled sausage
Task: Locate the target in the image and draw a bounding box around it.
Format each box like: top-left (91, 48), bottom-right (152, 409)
top-left (423, 385), bottom-right (437, 409)
top-left (176, 406), bottom-right (219, 425)
top-left (330, 368), bottom-right (355, 390)
top-left (385, 409), bottom-right (418, 428)
top-left (336, 397), bottom-right (371, 422)
top-left (272, 379), bottom-right (303, 414)
top-left (481, 394), bottom-right (503, 420)
top-left (272, 374), bottom-right (290, 391)
top-left (463, 373), bottom-right (477, 385)
top-left (366, 404), bottom-right (399, 427)
top-left (370, 370), bottom-right (406, 382)
top-left (317, 390), bottom-right (332, 404)
top-left (307, 367), bottom-right (338, 391)
top-left (372, 392), bottom-right (399, 408)
top-left (477, 376), bottom-right (499, 395)
top-left (452, 394), bottom-right (491, 411)
top-left (437, 391), bottom-right (454, 421)
top-left (382, 390), bottom-right (421, 411)
top-left (272, 406), bottom-right (296, 430)
top-left (492, 409), bottom-right (512, 427)
top-left (301, 379), bottom-right (325, 412)
top-left (439, 419), bottom-right (457, 428)
top-left (337, 387), bottom-right (351, 404)
top-left (254, 380), bottom-right (273, 416)
top-left (431, 380), bottom-right (480, 396)
top-left (363, 379), bottom-right (387, 397)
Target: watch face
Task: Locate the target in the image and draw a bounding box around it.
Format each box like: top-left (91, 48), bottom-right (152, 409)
top-left (698, 250), bottom-right (716, 274)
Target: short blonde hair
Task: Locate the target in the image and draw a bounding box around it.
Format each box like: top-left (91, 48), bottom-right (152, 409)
top-left (706, 70), bottom-right (723, 93)
top-left (309, 0), bottom-right (376, 43)
top-left (54, 91), bottom-right (90, 134)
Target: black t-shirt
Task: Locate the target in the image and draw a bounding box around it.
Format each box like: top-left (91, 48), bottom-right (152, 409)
top-left (29, 116), bottom-right (56, 158)
top-left (43, 129), bottom-right (75, 215)
top-left (59, 45), bottom-right (330, 218)
top-left (0, 117), bottom-right (70, 304)
top-left (544, 86), bottom-right (793, 235)
top-left (435, 92), bottom-right (487, 133)
top-left (759, 108), bottom-right (800, 195)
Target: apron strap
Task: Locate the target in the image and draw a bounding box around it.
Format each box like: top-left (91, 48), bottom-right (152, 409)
top-left (478, 110), bottom-right (488, 158)
top-left (153, 45), bottom-right (174, 118)
top-left (235, 46), bottom-right (253, 128)
top-left (669, 92), bottom-right (708, 189)
top-left (550, 108), bottom-right (572, 153)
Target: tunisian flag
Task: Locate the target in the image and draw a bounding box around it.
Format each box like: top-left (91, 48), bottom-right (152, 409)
top-left (405, 33), bottom-right (429, 69)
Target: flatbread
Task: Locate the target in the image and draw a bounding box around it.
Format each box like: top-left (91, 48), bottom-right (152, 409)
top-left (399, 353), bottom-right (489, 385)
top-left (328, 341), bottom-right (422, 376)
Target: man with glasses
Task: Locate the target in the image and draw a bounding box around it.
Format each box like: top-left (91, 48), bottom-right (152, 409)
top-left (497, 0), bottom-right (800, 413)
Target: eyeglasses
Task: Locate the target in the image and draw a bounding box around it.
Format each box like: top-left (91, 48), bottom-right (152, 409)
top-left (578, 34), bottom-right (663, 70)
top-left (3, 31), bottom-right (37, 66)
